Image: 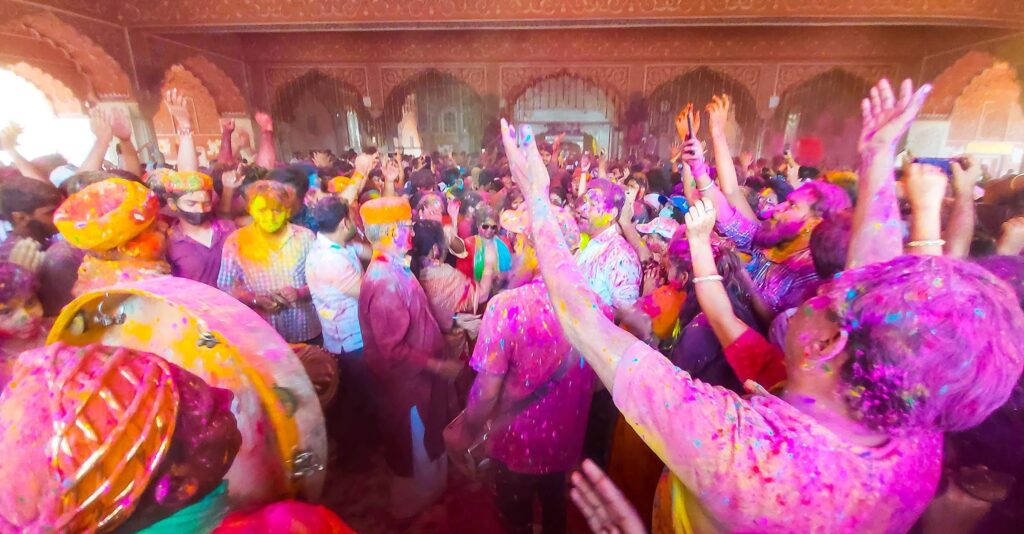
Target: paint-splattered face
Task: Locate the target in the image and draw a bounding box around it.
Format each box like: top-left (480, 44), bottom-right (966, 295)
top-left (773, 189), bottom-right (814, 224)
top-left (540, 149), bottom-right (552, 165)
top-left (392, 221), bottom-right (415, 253)
top-left (416, 195), bottom-right (443, 223)
top-left (249, 194), bottom-right (290, 234)
top-left (757, 189), bottom-right (778, 219)
top-left (0, 296), bottom-right (43, 340)
top-left (579, 188), bottom-right (616, 234)
top-left (173, 190), bottom-right (214, 215)
top-left (784, 295), bottom-right (844, 370)
top-left (644, 233), bottom-right (669, 256)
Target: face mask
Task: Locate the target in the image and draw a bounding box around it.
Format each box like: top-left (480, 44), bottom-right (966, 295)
top-left (178, 210), bottom-right (213, 226)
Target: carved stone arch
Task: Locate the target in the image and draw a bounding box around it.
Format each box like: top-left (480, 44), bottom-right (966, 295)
top-left (6, 61), bottom-right (84, 115)
top-left (177, 56), bottom-right (248, 115)
top-left (4, 11), bottom-right (132, 100)
top-left (775, 64), bottom-right (894, 101)
top-left (922, 51), bottom-right (1000, 118)
top-left (644, 65), bottom-right (761, 149)
top-left (501, 66), bottom-right (628, 124)
top-left (381, 66), bottom-right (486, 104)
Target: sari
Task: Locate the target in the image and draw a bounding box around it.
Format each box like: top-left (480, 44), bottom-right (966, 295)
top-left (419, 263), bottom-right (479, 413)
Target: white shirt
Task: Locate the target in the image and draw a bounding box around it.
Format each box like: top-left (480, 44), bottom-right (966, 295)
top-left (575, 225), bottom-right (642, 310)
top-left (305, 233), bottom-right (364, 353)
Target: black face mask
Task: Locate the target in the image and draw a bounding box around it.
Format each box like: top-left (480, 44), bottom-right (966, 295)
top-left (177, 211), bottom-right (213, 226)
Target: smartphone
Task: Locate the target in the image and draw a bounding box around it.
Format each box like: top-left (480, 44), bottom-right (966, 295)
top-left (686, 111), bottom-right (695, 140)
top-left (913, 157), bottom-right (960, 176)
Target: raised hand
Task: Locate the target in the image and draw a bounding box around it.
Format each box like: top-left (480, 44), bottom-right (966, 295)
top-left (580, 151), bottom-right (592, 174)
top-left (706, 94), bottom-right (731, 136)
top-left (685, 198), bottom-right (717, 241)
top-left (164, 89), bottom-right (192, 129)
top-left (254, 111), bottom-right (274, 133)
top-left (997, 216), bottom-right (1024, 256)
top-left (108, 109), bottom-right (133, 140)
top-left (88, 108), bottom-right (113, 140)
top-left (570, 459), bottom-right (646, 534)
top-left (674, 103), bottom-right (701, 141)
top-left (739, 150), bottom-right (754, 172)
top-left (903, 163), bottom-right (947, 211)
top-left (8, 238), bottom-right (44, 273)
top-left (220, 118), bottom-right (236, 133)
top-left (859, 78), bottom-right (931, 153)
top-left (500, 119), bottom-right (550, 198)
top-left (950, 156), bottom-right (980, 197)
top-left (381, 159), bottom-right (400, 183)
top-left (221, 167), bottom-right (244, 190)
top-left (0, 123), bottom-right (22, 152)
top-left (312, 151), bottom-right (333, 169)
top-left (355, 153), bottom-right (375, 177)
top-left (447, 199), bottom-right (461, 223)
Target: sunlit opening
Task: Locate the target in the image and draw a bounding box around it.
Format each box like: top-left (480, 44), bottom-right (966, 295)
top-left (0, 68), bottom-right (92, 166)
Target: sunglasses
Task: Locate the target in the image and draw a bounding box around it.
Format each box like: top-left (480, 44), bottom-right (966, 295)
top-left (480, 224), bottom-right (498, 230)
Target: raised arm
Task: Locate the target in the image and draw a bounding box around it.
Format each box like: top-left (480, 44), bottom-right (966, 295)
top-left (684, 199), bottom-right (749, 347)
top-left (217, 119), bottom-right (236, 166)
top-left (944, 158), bottom-right (979, 258)
top-left (80, 108), bottom-right (113, 172)
top-left (903, 163), bottom-right (947, 256)
top-left (165, 89), bottom-right (198, 172)
top-left (706, 95), bottom-right (757, 221)
top-left (254, 112), bottom-right (276, 169)
top-left (218, 166), bottom-right (244, 217)
top-left (0, 124), bottom-right (46, 182)
top-left (618, 184), bottom-right (652, 263)
top-left (847, 79), bottom-right (931, 269)
top-left (109, 109), bottom-right (142, 176)
top-left (996, 216), bottom-right (1024, 256)
top-left (502, 119), bottom-right (637, 388)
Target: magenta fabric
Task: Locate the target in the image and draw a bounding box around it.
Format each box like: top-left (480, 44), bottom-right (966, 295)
top-left (358, 254), bottom-right (447, 476)
top-left (613, 340), bottom-right (943, 532)
top-left (470, 278), bottom-right (595, 474)
top-left (166, 218), bottom-right (235, 287)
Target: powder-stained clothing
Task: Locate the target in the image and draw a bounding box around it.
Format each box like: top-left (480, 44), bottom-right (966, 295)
top-left (716, 211), bottom-right (820, 313)
top-left (575, 225), bottom-right (642, 310)
top-left (470, 278), bottom-right (595, 474)
top-left (165, 219), bottom-right (235, 287)
top-left (217, 224), bottom-right (321, 343)
top-left (358, 253), bottom-right (447, 476)
top-left (305, 234), bottom-right (364, 354)
top-left (615, 341), bottom-right (942, 533)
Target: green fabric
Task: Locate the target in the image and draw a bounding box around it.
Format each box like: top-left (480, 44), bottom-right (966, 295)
top-left (136, 481), bottom-right (229, 534)
top-left (472, 236), bottom-right (511, 281)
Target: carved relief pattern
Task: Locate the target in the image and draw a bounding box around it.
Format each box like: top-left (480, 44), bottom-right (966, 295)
top-left (8, 61), bottom-right (83, 115)
top-left (644, 64), bottom-right (761, 98)
top-left (922, 51), bottom-right (998, 117)
top-left (500, 66), bottom-right (629, 106)
top-left (8, 12), bottom-right (131, 98)
top-left (380, 67), bottom-right (486, 100)
top-left (263, 66), bottom-right (368, 100)
top-left (775, 64), bottom-right (896, 96)
top-left (118, 0), bottom-right (1024, 27)
top-left (179, 55), bottom-right (247, 113)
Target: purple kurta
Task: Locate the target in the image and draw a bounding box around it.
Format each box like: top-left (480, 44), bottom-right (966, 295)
top-left (165, 219), bottom-right (235, 287)
top-left (358, 253), bottom-right (447, 476)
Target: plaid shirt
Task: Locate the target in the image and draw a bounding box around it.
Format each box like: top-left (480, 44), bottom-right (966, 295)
top-left (218, 223), bottom-right (321, 343)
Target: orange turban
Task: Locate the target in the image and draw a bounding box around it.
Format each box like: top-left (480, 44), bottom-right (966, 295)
top-left (54, 178), bottom-right (159, 252)
top-left (360, 196), bottom-right (412, 226)
top-left (164, 171), bottom-right (214, 196)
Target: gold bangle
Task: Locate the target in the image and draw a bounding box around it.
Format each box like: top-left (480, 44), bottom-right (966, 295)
top-left (906, 239), bottom-right (945, 248)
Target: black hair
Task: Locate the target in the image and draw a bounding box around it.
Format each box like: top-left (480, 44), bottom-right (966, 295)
top-left (268, 165), bottom-right (310, 199)
top-left (311, 195), bottom-right (350, 234)
top-left (0, 175), bottom-right (62, 220)
top-left (410, 219), bottom-right (446, 278)
top-left (809, 210), bottom-right (853, 279)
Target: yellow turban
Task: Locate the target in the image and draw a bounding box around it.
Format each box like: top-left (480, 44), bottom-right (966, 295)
top-left (54, 178), bottom-right (159, 252)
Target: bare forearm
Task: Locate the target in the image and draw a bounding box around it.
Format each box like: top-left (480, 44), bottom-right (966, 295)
top-left (80, 134), bottom-right (112, 171)
top-left (6, 150), bottom-right (46, 182)
top-left (256, 129), bottom-right (276, 168)
top-left (909, 205), bottom-right (944, 256)
top-left (943, 194), bottom-right (974, 258)
top-left (217, 128), bottom-right (235, 165)
top-left (690, 237), bottom-right (748, 346)
top-left (848, 150), bottom-right (902, 269)
top-left (176, 133), bottom-right (198, 172)
top-left (118, 138), bottom-right (143, 176)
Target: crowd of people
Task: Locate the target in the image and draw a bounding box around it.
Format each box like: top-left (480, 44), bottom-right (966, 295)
top-left (0, 76), bottom-right (1023, 533)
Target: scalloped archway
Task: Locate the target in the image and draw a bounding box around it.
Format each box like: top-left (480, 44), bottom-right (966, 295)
top-left (383, 69), bottom-right (485, 154)
top-left (6, 62), bottom-right (83, 116)
top-left (153, 65), bottom-right (223, 164)
top-left (3, 11), bottom-right (132, 100)
top-left (176, 56), bottom-right (248, 115)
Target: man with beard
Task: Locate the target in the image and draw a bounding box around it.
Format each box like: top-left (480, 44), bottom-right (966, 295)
top-left (0, 174), bottom-right (81, 316)
top-left (164, 170), bottom-right (239, 287)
